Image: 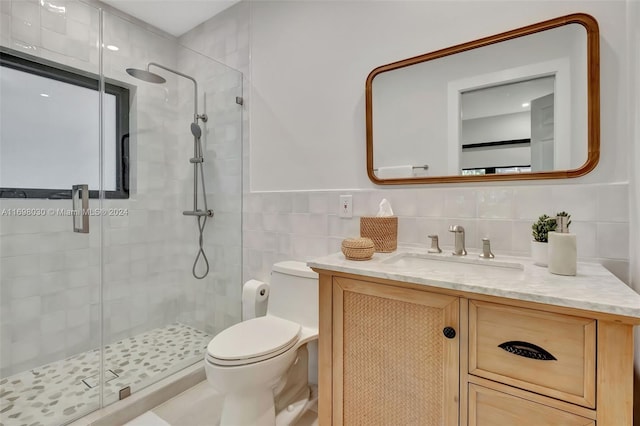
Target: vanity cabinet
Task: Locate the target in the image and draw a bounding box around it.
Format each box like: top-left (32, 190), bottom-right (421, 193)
top-left (330, 277), bottom-right (460, 425)
top-left (315, 270), bottom-right (636, 426)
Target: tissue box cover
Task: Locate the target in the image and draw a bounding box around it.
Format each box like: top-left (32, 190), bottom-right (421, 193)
top-left (341, 237), bottom-right (375, 260)
top-left (360, 216), bottom-right (398, 252)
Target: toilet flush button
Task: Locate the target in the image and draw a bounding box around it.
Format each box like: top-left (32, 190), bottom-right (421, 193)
top-left (288, 404), bottom-right (295, 412)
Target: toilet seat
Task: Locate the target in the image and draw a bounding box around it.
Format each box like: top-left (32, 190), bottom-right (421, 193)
top-left (206, 316), bottom-right (301, 366)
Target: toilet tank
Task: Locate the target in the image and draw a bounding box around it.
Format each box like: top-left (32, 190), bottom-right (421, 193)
top-left (267, 261), bottom-right (319, 329)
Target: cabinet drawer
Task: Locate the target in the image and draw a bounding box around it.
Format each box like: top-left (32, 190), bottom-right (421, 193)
top-left (469, 384), bottom-right (595, 426)
top-left (469, 301), bottom-right (596, 407)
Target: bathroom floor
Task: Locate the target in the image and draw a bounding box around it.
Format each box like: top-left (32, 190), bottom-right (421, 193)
top-left (0, 323), bottom-right (211, 426)
top-left (124, 381), bottom-right (319, 426)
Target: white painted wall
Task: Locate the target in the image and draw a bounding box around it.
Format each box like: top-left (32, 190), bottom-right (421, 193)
top-left (462, 112), bottom-right (531, 145)
top-left (460, 112), bottom-right (532, 170)
top-left (250, 1), bottom-right (628, 191)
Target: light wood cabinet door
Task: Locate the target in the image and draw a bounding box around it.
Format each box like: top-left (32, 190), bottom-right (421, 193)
top-left (469, 384), bottom-right (595, 426)
top-left (332, 277), bottom-right (459, 426)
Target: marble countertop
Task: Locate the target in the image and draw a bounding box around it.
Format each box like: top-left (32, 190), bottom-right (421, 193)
top-left (307, 247), bottom-right (640, 320)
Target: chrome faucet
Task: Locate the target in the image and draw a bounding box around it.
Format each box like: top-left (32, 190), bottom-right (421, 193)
top-left (448, 225), bottom-right (467, 256)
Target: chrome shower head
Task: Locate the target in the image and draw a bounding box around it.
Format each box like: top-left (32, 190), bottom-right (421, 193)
top-left (126, 68), bottom-right (166, 84)
top-left (190, 122), bottom-right (202, 138)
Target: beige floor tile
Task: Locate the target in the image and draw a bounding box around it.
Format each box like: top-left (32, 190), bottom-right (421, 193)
top-left (153, 381), bottom-right (223, 426)
top-left (149, 380), bottom-right (318, 426)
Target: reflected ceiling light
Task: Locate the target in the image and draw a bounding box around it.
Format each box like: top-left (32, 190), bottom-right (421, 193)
top-left (106, 45), bottom-right (119, 51)
top-left (40, 93), bottom-right (50, 97)
top-left (522, 102), bottom-right (530, 107)
top-left (40, 0), bottom-right (66, 14)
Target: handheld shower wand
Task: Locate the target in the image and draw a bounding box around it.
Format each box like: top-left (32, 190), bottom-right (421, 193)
top-left (126, 63), bottom-right (213, 279)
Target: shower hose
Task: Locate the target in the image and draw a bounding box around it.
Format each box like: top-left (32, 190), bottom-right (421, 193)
top-left (192, 133), bottom-right (211, 280)
top-left (192, 214), bottom-right (210, 279)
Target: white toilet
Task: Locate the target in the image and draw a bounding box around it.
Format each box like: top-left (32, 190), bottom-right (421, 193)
top-left (204, 261), bottom-right (318, 426)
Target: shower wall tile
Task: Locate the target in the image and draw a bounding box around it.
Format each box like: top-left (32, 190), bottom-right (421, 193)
top-left (1, 13), bottom-right (11, 46)
top-left (11, 295), bottom-right (42, 323)
top-left (65, 1), bottom-right (92, 25)
top-left (6, 276), bottom-right (40, 301)
top-left (1, 1), bottom-right (11, 16)
top-left (11, 1), bottom-right (39, 27)
top-left (11, 13), bottom-right (41, 46)
top-left (177, 7), bottom-right (246, 335)
top-left (41, 5), bottom-right (67, 35)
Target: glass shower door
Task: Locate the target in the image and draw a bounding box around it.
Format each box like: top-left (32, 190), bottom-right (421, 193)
top-left (0, 2), bottom-right (104, 425)
top-left (99, 12), bottom-right (244, 406)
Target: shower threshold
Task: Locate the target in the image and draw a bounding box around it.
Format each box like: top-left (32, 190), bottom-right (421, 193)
top-left (0, 323), bottom-right (211, 426)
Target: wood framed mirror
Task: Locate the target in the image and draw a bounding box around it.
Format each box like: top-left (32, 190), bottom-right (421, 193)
top-left (366, 13), bottom-right (599, 184)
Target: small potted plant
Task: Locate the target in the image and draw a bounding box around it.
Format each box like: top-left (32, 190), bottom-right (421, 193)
top-left (531, 214), bottom-right (557, 266)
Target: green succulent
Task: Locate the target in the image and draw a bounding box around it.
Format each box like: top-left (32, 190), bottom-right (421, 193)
top-left (532, 214), bottom-right (557, 242)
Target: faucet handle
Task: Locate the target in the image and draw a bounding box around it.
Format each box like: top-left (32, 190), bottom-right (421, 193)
top-left (427, 234), bottom-right (442, 253)
top-left (479, 238), bottom-right (495, 259)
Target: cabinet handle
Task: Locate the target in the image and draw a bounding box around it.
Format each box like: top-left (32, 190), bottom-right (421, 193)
top-left (442, 327), bottom-right (456, 339)
top-left (498, 341), bottom-right (557, 361)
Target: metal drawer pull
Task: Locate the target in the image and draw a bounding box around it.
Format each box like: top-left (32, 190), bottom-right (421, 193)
top-left (498, 341), bottom-right (557, 361)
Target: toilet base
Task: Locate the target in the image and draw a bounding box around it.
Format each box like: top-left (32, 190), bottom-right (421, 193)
top-left (218, 386), bottom-right (312, 426)
top-left (276, 386), bottom-right (310, 426)
top-left (215, 346), bottom-right (314, 426)
top-left (276, 384), bottom-right (317, 426)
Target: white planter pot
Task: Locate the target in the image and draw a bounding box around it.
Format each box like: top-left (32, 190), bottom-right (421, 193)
top-left (531, 241), bottom-right (549, 266)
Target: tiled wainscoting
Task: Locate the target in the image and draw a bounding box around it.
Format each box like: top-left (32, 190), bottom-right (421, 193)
top-left (243, 183), bottom-right (630, 284)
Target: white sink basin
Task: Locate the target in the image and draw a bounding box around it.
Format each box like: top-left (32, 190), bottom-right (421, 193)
top-left (382, 252), bottom-right (524, 274)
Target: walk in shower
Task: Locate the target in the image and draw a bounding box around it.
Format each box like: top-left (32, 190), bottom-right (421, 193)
top-left (0, 3), bottom-right (243, 425)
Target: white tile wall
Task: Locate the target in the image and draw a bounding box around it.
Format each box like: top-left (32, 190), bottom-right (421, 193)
top-left (241, 184), bottom-right (631, 286)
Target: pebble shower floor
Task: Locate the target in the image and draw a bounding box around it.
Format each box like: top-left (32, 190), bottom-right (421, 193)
top-left (0, 323), bottom-right (211, 426)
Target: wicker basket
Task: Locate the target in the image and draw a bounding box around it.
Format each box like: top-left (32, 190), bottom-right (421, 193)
top-left (341, 237), bottom-right (375, 261)
top-left (360, 216), bottom-right (398, 252)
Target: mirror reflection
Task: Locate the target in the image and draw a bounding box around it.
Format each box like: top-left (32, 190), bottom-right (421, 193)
top-left (460, 76), bottom-right (555, 175)
top-left (367, 14), bottom-right (599, 184)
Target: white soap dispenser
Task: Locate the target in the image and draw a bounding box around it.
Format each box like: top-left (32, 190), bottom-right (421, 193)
top-left (548, 212), bottom-right (576, 276)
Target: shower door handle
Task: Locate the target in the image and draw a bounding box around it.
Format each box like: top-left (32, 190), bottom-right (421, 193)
top-left (72, 184), bottom-right (89, 233)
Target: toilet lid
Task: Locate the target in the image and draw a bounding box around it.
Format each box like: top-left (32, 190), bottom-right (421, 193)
top-left (207, 316), bottom-right (301, 365)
